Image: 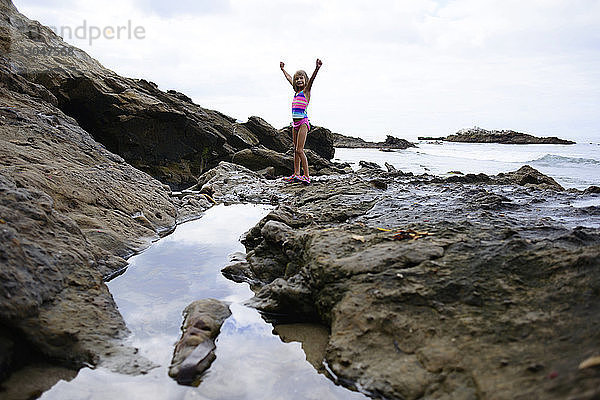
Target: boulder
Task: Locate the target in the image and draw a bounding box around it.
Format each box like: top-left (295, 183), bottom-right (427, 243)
top-left (232, 146), bottom-right (293, 176)
top-left (168, 299), bottom-right (231, 386)
top-left (384, 162), bottom-right (397, 173)
top-left (584, 186), bottom-right (600, 194)
top-left (495, 165), bottom-right (564, 190)
top-left (231, 146), bottom-right (348, 177)
top-left (383, 135), bottom-right (414, 149)
top-left (242, 116), bottom-right (290, 153)
top-left (193, 161), bottom-right (286, 204)
top-left (306, 125), bottom-right (335, 160)
top-left (358, 160), bottom-right (383, 170)
top-left (277, 125), bottom-right (336, 160)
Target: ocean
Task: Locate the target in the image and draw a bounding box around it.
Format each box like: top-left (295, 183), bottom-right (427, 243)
top-left (333, 142), bottom-right (600, 191)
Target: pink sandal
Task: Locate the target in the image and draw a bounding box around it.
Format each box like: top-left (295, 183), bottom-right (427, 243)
top-left (283, 174), bottom-right (299, 183)
top-left (298, 175), bottom-right (311, 185)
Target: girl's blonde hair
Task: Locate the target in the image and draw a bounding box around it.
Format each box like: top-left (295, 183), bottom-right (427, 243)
top-left (293, 70), bottom-right (309, 92)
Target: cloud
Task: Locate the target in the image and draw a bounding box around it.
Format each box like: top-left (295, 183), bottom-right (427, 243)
top-left (131, 0), bottom-right (231, 18)
top-left (10, 0), bottom-right (600, 141)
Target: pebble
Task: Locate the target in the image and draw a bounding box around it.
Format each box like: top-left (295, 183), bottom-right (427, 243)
top-left (579, 355), bottom-right (600, 370)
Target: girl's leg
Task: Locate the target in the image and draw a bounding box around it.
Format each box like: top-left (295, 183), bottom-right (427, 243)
top-left (295, 123), bottom-right (309, 177)
top-left (292, 126), bottom-right (301, 175)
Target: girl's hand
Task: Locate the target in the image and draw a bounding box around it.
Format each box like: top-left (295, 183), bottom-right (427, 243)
top-left (280, 62), bottom-right (285, 70)
top-left (316, 59), bottom-right (322, 68)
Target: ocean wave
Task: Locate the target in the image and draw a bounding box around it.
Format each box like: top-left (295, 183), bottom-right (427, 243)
top-left (529, 154), bottom-right (600, 166)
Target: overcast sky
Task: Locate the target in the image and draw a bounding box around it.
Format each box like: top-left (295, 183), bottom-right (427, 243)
top-left (12, 0), bottom-right (600, 141)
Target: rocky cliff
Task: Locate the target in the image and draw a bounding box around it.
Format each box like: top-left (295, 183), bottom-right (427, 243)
top-left (1, 0), bottom-right (336, 190)
top-left (0, 57), bottom-right (176, 385)
top-left (0, 0), bottom-right (218, 392)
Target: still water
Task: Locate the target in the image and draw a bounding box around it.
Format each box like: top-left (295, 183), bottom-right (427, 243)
top-left (41, 204), bottom-right (367, 400)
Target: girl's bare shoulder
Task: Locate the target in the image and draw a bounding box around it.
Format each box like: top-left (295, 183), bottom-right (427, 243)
top-left (304, 88), bottom-right (311, 101)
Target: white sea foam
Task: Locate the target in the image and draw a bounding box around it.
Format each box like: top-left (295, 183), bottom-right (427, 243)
top-left (334, 142), bottom-right (600, 190)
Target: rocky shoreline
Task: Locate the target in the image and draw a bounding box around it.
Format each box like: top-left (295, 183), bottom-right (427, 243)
top-left (0, 0), bottom-right (215, 393)
top-left (215, 162), bottom-right (600, 400)
top-left (1, 1), bottom-right (598, 399)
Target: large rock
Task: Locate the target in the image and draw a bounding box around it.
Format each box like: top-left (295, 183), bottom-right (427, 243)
top-left (231, 146), bottom-right (348, 177)
top-left (169, 299), bottom-right (231, 386)
top-left (495, 165), bottom-right (565, 190)
top-left (275, 124), bottom-right (336, 160)
top-left (219, 168), bottom-right (600, 399)
top-left (438, 165), bottom-right (564, 190)
top-left (242, 116), bottom-right (290, 153)
top-left (445, 127), bottom-right (575, 144)
top-left (0, 71), bottom-right (174, 381)
top-left (305, 125), bottom-right (336, 160)
top-left (232, 146), bottom-right (294, 176)
top-left (0, 0), bottom-right (209, 390)
top-left (193, 161), bottom-right (286, 204)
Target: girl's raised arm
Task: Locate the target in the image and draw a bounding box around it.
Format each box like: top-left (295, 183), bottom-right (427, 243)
top-left (280, 62), bottom-right (293, 87)
top-left (306, 58), bottom-right (322, 92)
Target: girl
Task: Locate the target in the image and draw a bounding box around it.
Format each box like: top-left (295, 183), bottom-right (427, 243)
top-left (280, 58), bottom-right (322, 185)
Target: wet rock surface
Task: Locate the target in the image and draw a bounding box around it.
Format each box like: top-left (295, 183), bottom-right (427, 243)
top-left (445, 127), bottom-right (576, 144)
top-left (0, 73), bottom-right (178, 377)
top-left (169, 299), bottom-right (231, 386)
top-left (0, 1), bottom-right (214, 393)
top-left (221, 167), bottom-right (600, 399)
top-left (1, 1), bottom-right (597, 399)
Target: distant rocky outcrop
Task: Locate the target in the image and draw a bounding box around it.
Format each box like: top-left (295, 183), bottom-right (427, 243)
top-left (418, 136), bottom-right (446, 141)
top-left (445, 127), bottom-right (575, 144)
top-left (333, 133), bottom-right (416, 149)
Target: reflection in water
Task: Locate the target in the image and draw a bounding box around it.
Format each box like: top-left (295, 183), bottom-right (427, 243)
top-left (41, 204), bottom-right (367, 400)
top-left (273, 323), bottom-right (330, 373)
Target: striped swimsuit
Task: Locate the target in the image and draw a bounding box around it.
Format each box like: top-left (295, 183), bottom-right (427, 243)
top-left (292, 90), bottom-right (310, 130)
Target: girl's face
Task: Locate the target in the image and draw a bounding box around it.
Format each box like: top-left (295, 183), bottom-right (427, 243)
top-left (295, 74), bottom-right (306, 89)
